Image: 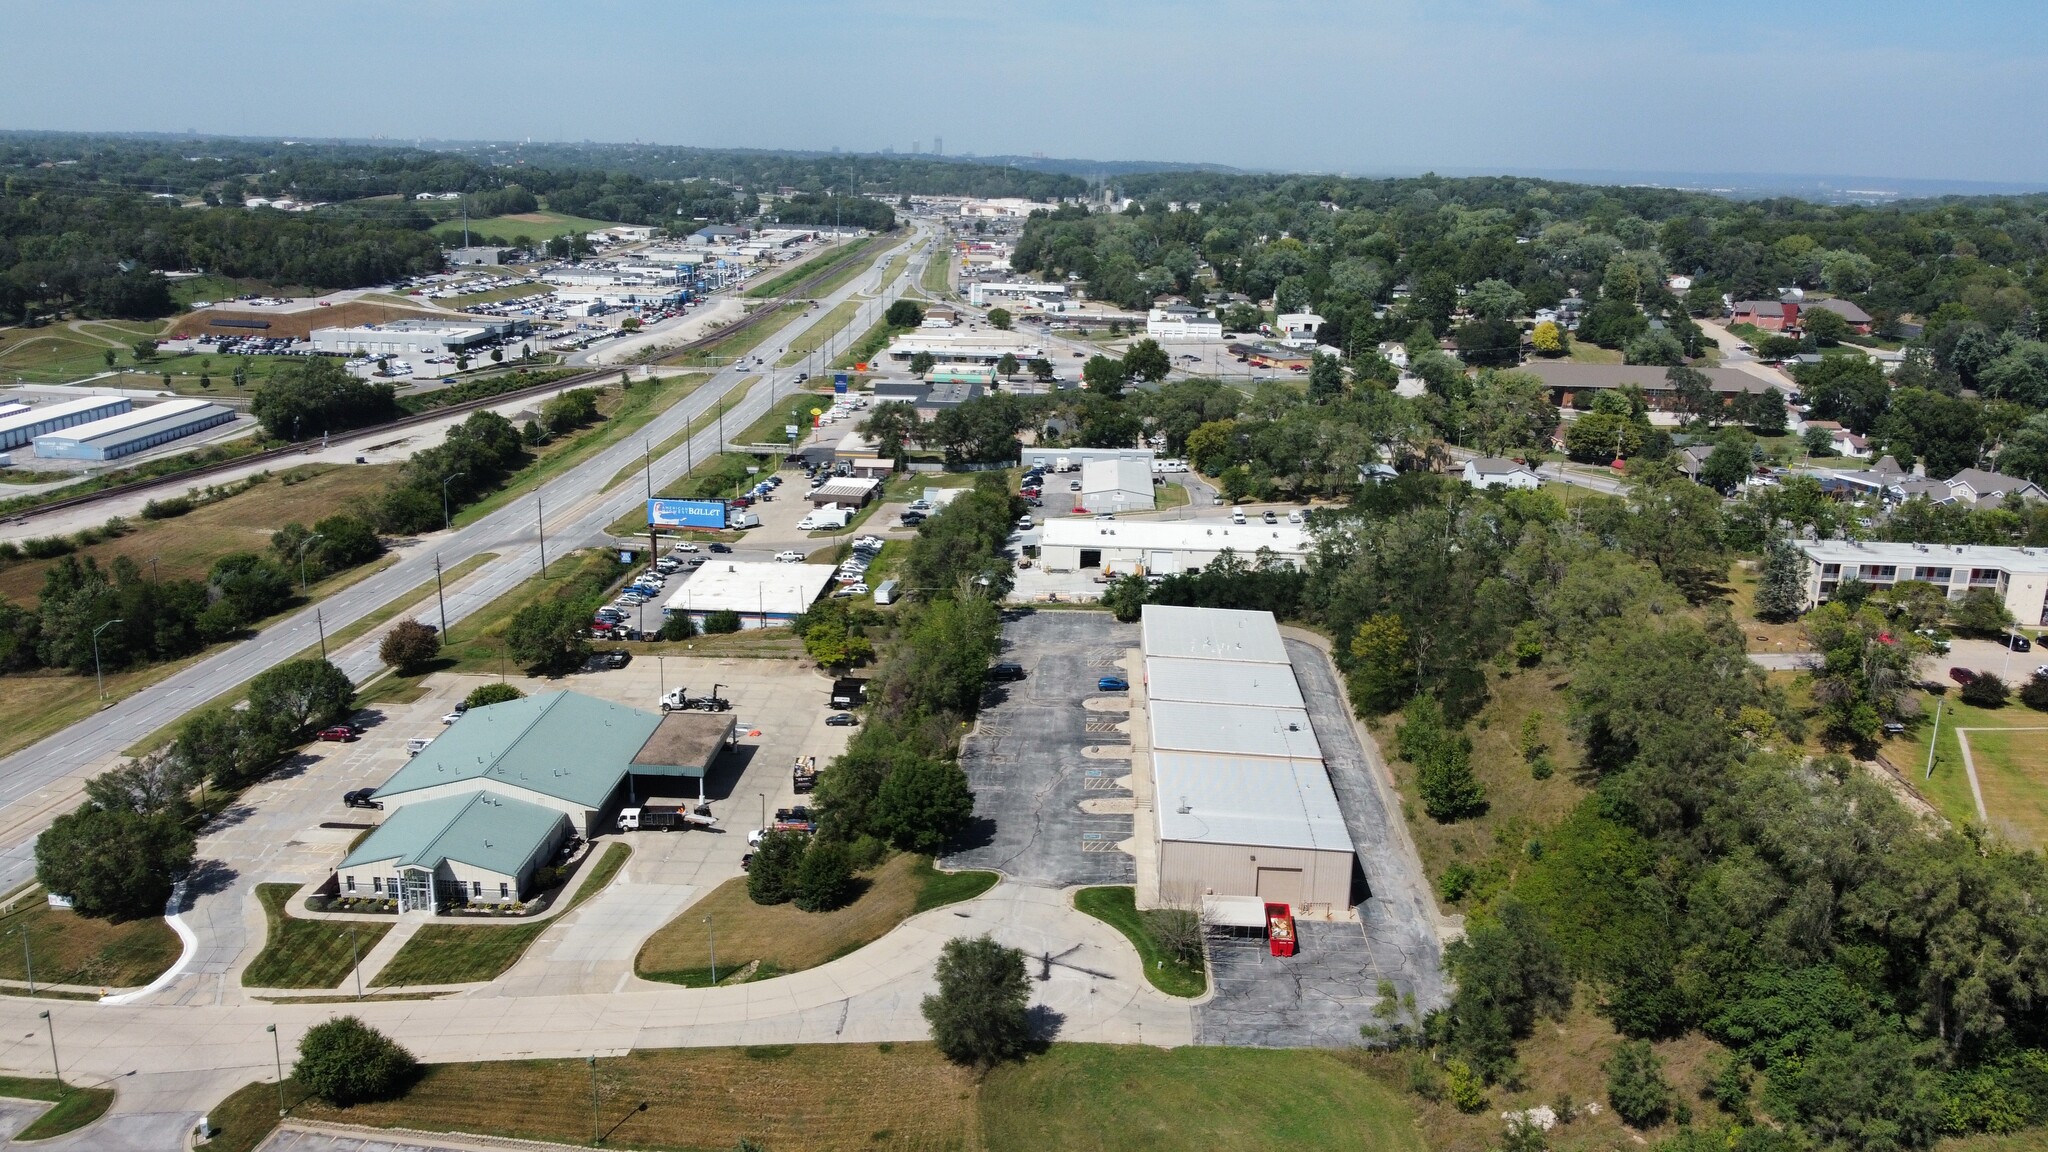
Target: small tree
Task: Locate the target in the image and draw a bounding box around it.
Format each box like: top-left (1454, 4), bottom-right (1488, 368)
top-left (659, 612), bottom-right (698, 641)
top-left (987, 307), bottom-right (1013, 330)
top-left (1754, 535), bottom-right (1808, 622)
top-left (294, 1015), bottom-right (417, 1106)
top-left (132, 339), bottom-right (158, 362)
top-left (506, 600), bottom-right (590, 673)
top-left (909, 351), bottom-right (936, 377)
top-left (1802, 426), bottom-right (1835, 457)
top-left (1101, 573), bottom-right (1149, 623)
top-left (247, 658), bottom-right (355, 743)
top-left (2021, 671), bottom-right (2048, 712)
top-left (922, 934), bottom-right (1032, 1070)
top-left (1028, 357), bottom-right (1054, 382)
top-left (704, 609), bottom-right (743, 635)
top-left (1604, 1040), bottom-right (1672, 1128)
top-left (463, 683), bottom-right (525, 709)
top-left (379, 620), bottom-right (442, 674)
top-left (1123, 338), bottom-right (1171, 383)
top-left (1400, 696), bottom-right (1484, 821)
top-left (1082, 355), bottom-right (1127, 397)
top-left (793, 840), bottom-right (854, 911)
top-left (1347, 614), bottom-right (1414, 715)
top-left (747, 829), bottom-right (807, 905)
top-left (996, 352), bottom-right (1019, 380)
top-left (102, 348), bottom-right (117, 369)
top-left (885, 299), bottom-right (925, 328)
top-left (1952, 587), bottom-right (2015, 637)
top-left (871, 757), bottom-right (974, 853)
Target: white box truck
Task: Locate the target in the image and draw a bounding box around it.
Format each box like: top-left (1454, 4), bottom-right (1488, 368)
top-left (799, 505), bottom-right (851, 530)
top-left (728, 509), bottom-right (760, 529)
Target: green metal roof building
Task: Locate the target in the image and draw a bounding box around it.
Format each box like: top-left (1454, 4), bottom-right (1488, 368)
top-left (374, 691), bottom-right (666, 836)
top-left (338, 791), bottom-right (571, 911)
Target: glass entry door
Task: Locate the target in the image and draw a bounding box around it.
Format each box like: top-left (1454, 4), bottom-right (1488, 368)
top-left (400, 869), bottom-right (434, 913)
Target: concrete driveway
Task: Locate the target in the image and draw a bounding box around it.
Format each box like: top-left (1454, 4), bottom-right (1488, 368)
top-left (944, 610), bottom-right (1138, 888)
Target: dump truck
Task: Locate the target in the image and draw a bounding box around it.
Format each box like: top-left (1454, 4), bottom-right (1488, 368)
top-left (617, 798), bottom-right (719, 833)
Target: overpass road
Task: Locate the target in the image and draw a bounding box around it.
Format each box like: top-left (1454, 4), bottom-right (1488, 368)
top-left (0, 222), bottom-right (936, 892)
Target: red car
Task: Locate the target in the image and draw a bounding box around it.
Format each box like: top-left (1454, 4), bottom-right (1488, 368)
top-left (1949, 667), bottom-right (1978, 686)
top-left (316, 726), bottom-right (358, 742)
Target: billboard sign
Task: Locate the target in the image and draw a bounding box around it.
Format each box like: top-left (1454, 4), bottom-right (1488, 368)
top-left (647, 498), bottom-right (728, 529)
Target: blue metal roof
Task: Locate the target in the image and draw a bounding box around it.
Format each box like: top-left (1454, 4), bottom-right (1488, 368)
top-left (374, 691), bottom-right (661, 809)
top-left (339, 791), bottom-right (567, 877)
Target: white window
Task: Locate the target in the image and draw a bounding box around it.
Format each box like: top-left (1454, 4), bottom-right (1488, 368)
top-left (499, 882), bottom-right (510, 898)
top-left (345, 876), bottom-right (355, 892)
top-left (372, 876), bottom-right (382, 893)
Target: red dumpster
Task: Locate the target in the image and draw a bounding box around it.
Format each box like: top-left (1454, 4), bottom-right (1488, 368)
top-left (1266, 902), bottom-right (1297, 957)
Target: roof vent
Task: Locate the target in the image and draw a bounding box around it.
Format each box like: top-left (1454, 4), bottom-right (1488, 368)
top-left (1177, 795), bottom-right (1191, 814)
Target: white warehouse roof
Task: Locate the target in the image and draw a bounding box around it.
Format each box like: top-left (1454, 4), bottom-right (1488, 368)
top-left (1140, 603), bottom-right (1292, 664)
top-left (0, 396), bottom-right (131, 448)
top-left (31, 399), bottom-right (233, 457)
top-left (1048, 519), bottom-right (1310, 561)
top-left (1148, 699), bottom-right (1323, 761)
top-left (1145, 656), bottom-right (1305, 710)
top-left (1153, 751), bottom-right (1354, 853)
top-left (1082, 457), bottom-right (1152, 495)
top-left (662, 561), bottom-right (834, 618)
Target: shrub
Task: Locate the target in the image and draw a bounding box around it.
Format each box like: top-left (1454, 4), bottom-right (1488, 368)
top-left (1605, 1040), bottom-right (1672, 1128)
top-left (659, 612), bottom-right (697, 641)
top-left (378, 620), bottom-right (441, 674)
top-left (1961, 672), bottom-right (2010, 708)
top-left (2022, 671), bottom-right (2048, 712)
top-left (293, 1015), bottom-right (417, 1106)
top-left (20, 536), bottom-right (75, 559)
top-left (747, 829), bottom-right (807, 906)
top-left (793, 840), bottom-right (854, 912)
top-left (704, 610), bottom-right (742, 634)
top-left (141, 496), bottom-right (195, 520)
top-left (463, 683), bottom-right (526, 709)
top-left (1445, 1056), bottom-right (1488, 1112)
top-left (1438, 861), bottom-right (1477, 903)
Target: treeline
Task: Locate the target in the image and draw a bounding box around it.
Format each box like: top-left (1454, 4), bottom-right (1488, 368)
top-left (0, 186), bottom-right (444, 322)
top-left (36, 657), bottom-right (355, 919)
top-left (768, 191), bottom-right (896, 231)
top-left (1110, 469), bottom-right (2048, 1147)
top-left (0, 508), bottom-right (381, 677)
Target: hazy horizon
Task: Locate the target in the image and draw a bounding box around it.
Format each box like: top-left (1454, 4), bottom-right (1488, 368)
top-left (3, 0), bottom-right (2044, 185)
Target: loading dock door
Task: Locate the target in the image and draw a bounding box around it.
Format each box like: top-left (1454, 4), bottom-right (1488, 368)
top-left (1256, 867), bottom-right (1304, 907)
top-left (1149, 551), bottom-right (1175, 573)
top-left (1079, 549), bottom-right (1102, 569)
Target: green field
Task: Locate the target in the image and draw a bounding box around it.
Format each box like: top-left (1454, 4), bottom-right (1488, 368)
top-left (745, 236), bottom-right (878, 299)
top-left (1958, 726), bottom-right (2048, 847)
top-left (0, 324), bottom-right (302, 390)
top-left (429, 210), bottom-right (624, 245)
top-left (1875, 692), bottom-right (2048, 841)
top-left (209, 1043), bottom-right (1423, 1152)
top-left (371, 843), bottom-right (631, 985)
top-left (0, 895), bottom-right (182, 989)
top-left (0, 1075), bottom-right (115, 1141)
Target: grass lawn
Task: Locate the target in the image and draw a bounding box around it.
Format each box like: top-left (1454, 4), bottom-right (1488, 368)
top-left (637, 854), bottom-right (995, 987)
top-left (603, 375), bottom-right (753, 492)
top-left (371, 843), bottom-right (631, 986)
top-left (0, 1075), bottom-right (116, 1140)
top-left (451, 374), bottom-right (707, 528)
top-left (836, 316), bottom-right (900, 369)
top-left (1722, 559), bottom-right (1810, 655)
top-left (429, 210), bottom-right (622, 245)
top-left (0, 325), bottom-right (306, 392)
top-left (210, 1042), bottom-right (1429, 1152)
top-left (745, 236), bottom-right (878, 299)
top-left (1875, 692), bottom-right (2048, 833)
top-left (168, 274), bottom-right (295, 309)
top-left (777, 298), bottom-right (862, 366)
top-left (982, 1046), bottom-right (1423, 1152)
top-left (1154, 482), bottom-right (1189, 510)
top-left (733, 386), bottom-right (836, 447)
top-left (671, 302), bottom-right (806, 368)
top-left (1565, 342), bottom-right (1624, 364)
top-left (241, 884), bottom-right (392, 990)
top-left (1072, 886), bottom-right (1205, 997)
top-left (0, 896), bottom-right (182, 988)
top-left (922, 245), bottom-right (954, 297)
top-left (1958, 726), bottom-right (2048, 847)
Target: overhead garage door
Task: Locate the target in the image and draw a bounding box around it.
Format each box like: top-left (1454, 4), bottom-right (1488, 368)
top-left (1256, 867), bottom-right (1303, 907)
top-left (1149, 551), bottom-right (1175, 573)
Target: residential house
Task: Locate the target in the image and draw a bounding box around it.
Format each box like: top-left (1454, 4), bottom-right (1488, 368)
top-left (1461, 457), bottom-right (1540, 490)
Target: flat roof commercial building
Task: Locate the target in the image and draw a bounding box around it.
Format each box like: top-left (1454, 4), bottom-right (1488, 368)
top-left (810, 476), bottom-right (883, 508)
top-left (1080, 457), bottom-right (1155, 513)
top-left (883, 330), bottom-right (1043, 367)
top-left (311, 319), bottom-right (516, 356)
top-left (0, 397), bottom-right (131, 450)
top-left (1797, 540), bottom-right (2048, 626)
top-left (661, 561), bottom-right (835, 631)
top-left (1140, 605), bottom-right (1355, 912)
top-left (1518, 362), bottom-right (1781, 411)
top-left (31, 399), bottom-right (234, 461)
top-left (1040, 519), bottom-right (1311, 578)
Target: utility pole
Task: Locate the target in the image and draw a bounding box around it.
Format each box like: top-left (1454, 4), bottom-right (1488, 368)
top-left (1925, 697), bottom-right (1945, 780)
top-left (349, 926), bottom-right (362, 999)
top-left (588, 1055), bottom-right (600, 1145)
top-left (440, 472), bottom-right (467, 531)
top-left (434, 555), bottom-right (448, 635)
top-left (705, 915), bottom-right (718, 985)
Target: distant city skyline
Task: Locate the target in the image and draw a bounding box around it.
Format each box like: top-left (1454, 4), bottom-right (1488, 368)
top-left (3, 0), bottom-right (2044, 184)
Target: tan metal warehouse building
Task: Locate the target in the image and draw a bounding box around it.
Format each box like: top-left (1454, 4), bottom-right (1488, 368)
top-left (1139, 605), bottom-right (1356, 912)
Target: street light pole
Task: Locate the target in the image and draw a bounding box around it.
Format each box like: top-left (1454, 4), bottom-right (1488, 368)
top-left (349, 926), bottom-right (362, 999)
top-left (588, 1055), bottom-right (600, 1145)
top-left (316, 608), bottom-right (327, 660)
top-left (536, 494), bottom-right (547, 573)
top-left (267, 1023), bottom-right (284, 1116)
top-left (440, 472), bottom-right (467, 531)
top-left (706, 915), bottom-right (717, 985)
top-left (435, 554), bottom-right (449, 635)
top-left (296, 533), bottom-right (326, 593)
top-left (91, 618), bottom-right (123, 701)
top-left (37, 1010), bottom-right (56, 1082)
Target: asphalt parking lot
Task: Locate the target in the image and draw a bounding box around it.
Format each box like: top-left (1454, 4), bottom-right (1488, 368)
top-left (1191, 637), bottom-right (1448, 1048)
top-left (944, 610), bottom-right (1138, 887)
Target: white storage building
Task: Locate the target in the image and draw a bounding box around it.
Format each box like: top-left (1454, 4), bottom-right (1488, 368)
top-left (1039, 518), bottom-right (1311, 577)
top-left (1140, 605), bottom-right (1355, 912)
top-left (31, 399), bottom-right (235, 461)
top-left (310, 320), bottom-right (511, 356)
top-left (1080, 457), bottom-right (1155, 513)
top-left (0, 397), bottom-right (131, 450)
top-left (662, 561), bottom-right (835, 631)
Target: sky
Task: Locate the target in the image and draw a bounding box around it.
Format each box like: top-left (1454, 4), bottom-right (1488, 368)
top-left (4, 0), bottom-right (2046, 185)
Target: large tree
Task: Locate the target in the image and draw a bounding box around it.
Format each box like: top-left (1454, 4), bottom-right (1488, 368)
top-left (922, 934), bottom-right (1032, 1070)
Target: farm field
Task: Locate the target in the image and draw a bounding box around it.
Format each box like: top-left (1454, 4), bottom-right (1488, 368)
top-left (429, 210), bottom-right (623, 245)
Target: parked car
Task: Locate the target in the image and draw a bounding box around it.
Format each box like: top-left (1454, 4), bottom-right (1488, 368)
top-left (1950, 667), bottom-right (1979, 686)
top-left (775, 550), bottom-right (805, 562)
top-left (988, 662), bottom-right (1027, 682)
top-left (342, 788), bottom-right (382, 810)
top-left (316, 725), bottom-right (358, 742)
top-left (1097, 676), bottom-right (1129, 692)
top-left (710, 543), bottom-right (733, 554)
top-left (674, 541), bottom-right (699, 552)
top-left (600, 650), bottom-right (631, 669)
top-left (2005, 631), bottom-right (2034, 651)
top-left (826, 712), bottom-right (859, 726)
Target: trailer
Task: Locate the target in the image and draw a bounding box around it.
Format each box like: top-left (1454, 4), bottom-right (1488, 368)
top-left (792, 755), bottom-right (820, 794)
top-left (773, 806), bottom-right (817, 833)
top-left (829, 677), bottom-right (868, 708)
top-left (618, 797), bottom-right (719, 832)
